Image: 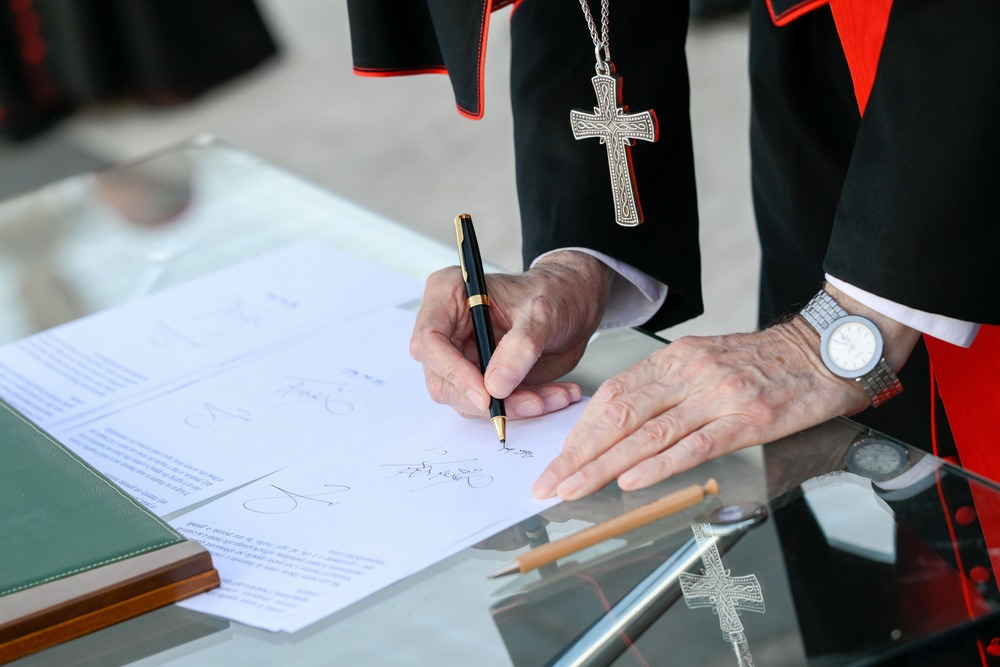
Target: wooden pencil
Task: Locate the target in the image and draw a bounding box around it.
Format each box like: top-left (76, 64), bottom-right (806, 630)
top-left (489, 479), bottom-right (719, 578)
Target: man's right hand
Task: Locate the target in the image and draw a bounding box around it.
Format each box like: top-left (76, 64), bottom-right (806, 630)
top-left (409, 250), bottom-right (613, 420)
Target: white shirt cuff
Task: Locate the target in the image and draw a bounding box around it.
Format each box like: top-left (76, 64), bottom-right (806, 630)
top-left (531, 248), bottom-right (668, 330)
top-left (826, 274), bottom-right (980, 348)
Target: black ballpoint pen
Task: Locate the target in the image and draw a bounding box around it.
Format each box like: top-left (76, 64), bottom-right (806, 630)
top-left (454, 213), bottom-right (507, 446)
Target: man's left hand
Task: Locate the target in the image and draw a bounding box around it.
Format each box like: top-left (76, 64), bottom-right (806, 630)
top-left (531, 285), bottom-right (920, 500)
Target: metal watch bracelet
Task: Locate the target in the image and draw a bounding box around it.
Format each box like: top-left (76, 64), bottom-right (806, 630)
top-left (857, 359), bottom-right (905, 407)
top-left (801, 290), bottom-right (903, 408)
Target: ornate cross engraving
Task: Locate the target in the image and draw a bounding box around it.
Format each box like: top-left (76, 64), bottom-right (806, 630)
top-left (570, 68), bottom-right (658, 227)
top-left (680, 523), bottom-right (765, 666)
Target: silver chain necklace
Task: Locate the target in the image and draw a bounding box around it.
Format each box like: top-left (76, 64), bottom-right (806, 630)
top-left (577, 0), bottom-right (611, 74)
top-left (570, 0), bottom-right (659, 227)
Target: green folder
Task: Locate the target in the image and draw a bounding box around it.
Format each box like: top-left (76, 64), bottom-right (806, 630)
top-left (0, 398), bottom-right (219, 664)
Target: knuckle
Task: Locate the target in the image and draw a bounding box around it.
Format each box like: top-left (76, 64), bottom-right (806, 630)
top-left (408, 335), bottom-right (425, 362)
top-left (669, 335), bottom-right (715, 360)
top-left (526, 294), bottom-right (558, 321)
top-left (636, 414), bottom-right (678, 449)
top-left (719, 372), bottom-right (752, 395)
top-left (557, 443), bottom-right (590, 471)
top-left (667, 338), bottom-right (715, 375)
top-left (595, 375), bottom-right (629, 402)
top-left (427, 266), bottom-right (458, 287)
top-left (682, 429), bottom-right (718, 462)
top-left (440, 365), bottom-right (464, 390)
top-left (603, 398), bottom-right (639, 431)
top-left (424, 375), bottom-right (450, 405)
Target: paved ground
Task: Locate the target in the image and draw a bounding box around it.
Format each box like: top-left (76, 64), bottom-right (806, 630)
top-left (0, 1), bottom-right (758, 340)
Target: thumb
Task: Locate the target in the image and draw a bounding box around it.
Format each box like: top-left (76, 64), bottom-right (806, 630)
top-left (483, 315), bottom-right (550, 398)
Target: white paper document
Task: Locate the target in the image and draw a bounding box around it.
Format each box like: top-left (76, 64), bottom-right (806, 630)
top-left (0, 241), bottom-right (420, 431)
top-left (53, 309), bottom-right (435, 514)
top-left (0, 243), bottom-right (582, 633)
top-left (0, 242), bottom-right (422, 513)
top-left (172, 388), bottom-right (577, 632)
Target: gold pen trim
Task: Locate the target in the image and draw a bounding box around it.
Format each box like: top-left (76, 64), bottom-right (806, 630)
top-left (467, 294), bottom-right (489, 309)
top-left (454, 214), bottom-right (469, 283)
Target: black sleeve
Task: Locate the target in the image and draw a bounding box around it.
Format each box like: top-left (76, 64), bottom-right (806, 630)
top-left (510, 0), bottom-right (703, 331)
top-left (826, 0), bottom-right (1000, 324)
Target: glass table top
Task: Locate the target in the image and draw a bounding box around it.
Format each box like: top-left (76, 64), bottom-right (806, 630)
top-left (3, 138), bottom-right (1000, 667)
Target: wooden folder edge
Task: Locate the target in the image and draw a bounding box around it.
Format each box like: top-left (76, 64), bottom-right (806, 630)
top-left (0, 541), bottom-right (220, 663)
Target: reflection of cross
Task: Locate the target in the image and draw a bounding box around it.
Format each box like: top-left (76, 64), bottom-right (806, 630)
top-left (570, 68), bottom-right (658, 227)
top-left (680, 523), bottom-right (765, 666)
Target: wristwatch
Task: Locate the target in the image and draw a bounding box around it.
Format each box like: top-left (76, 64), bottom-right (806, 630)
top-left (800, 290), bottom-right (903, 407)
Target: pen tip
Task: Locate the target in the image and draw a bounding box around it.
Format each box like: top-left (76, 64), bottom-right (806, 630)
top-left (492, 415), bottom-right (507, 445)
top-left (488, 562), bottom-right (520, 579)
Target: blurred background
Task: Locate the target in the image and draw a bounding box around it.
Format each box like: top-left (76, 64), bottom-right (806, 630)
top-left (0, 0), bottom-right (757, 342)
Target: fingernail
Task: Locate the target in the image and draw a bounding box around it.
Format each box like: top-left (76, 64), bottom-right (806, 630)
top-left (556, 472), bottom-right (586, 499)
top-left (515, 399), bottom-right (544, 418)
top-left (466, 388), bottom-right (488, 411)
top-left (542, 392), bottom-right (570, 413)
top-left (569, 386), bottom-right (583, 402)
top-left (618, 469), bottom-right (643, 490)
top-left (532, 471), bottom-right (559, 498)
top-left (486, 367), bottom-right (519, 398)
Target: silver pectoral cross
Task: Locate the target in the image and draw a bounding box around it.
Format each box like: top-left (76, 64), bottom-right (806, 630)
top-left (570, 64), bottom-right (658, 227)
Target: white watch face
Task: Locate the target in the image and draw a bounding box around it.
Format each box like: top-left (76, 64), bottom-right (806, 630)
top-left (827, 320), bottom-right (878, 371)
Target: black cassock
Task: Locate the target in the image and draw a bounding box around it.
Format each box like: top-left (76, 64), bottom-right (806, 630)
top-left (347, 0), bottom-right (1000, 452)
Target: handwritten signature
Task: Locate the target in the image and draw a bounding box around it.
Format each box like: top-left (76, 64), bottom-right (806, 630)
top-left (343, 368), bottom-right (385, 387)
top-left (149, 320), bottom-right (207, 349)
top-left (498, 443), bottom-right (534, 459)
top-left (243, 483), bottom-right (351, 514)
top-left (149, 293), bottom-right (297, 349)
top-left (271, 375), bottom-right (353, 415)
top-left (381, 459), bottom-right (494, 491)
top-left (185, 403), bottom-right (252, 428)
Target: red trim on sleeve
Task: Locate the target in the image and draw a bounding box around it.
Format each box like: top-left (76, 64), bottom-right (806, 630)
top-left (456, 103), bottom-right (482, 120)
top-left (766, 0), bottom-right (891, 116)
top-left (828, 0), bottom-right (893, 115)
top-left (353, 1), bottom-right (498, 120)
top-left (766, 0), bottom-right (830, 26)
top-left (353, 66), bottom-right (448, 78)
top-left (461, 0), bottom-right (495, 120)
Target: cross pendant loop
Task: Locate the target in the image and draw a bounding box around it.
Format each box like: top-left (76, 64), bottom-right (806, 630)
top-left (594, 45), bottom-right (611, 74)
